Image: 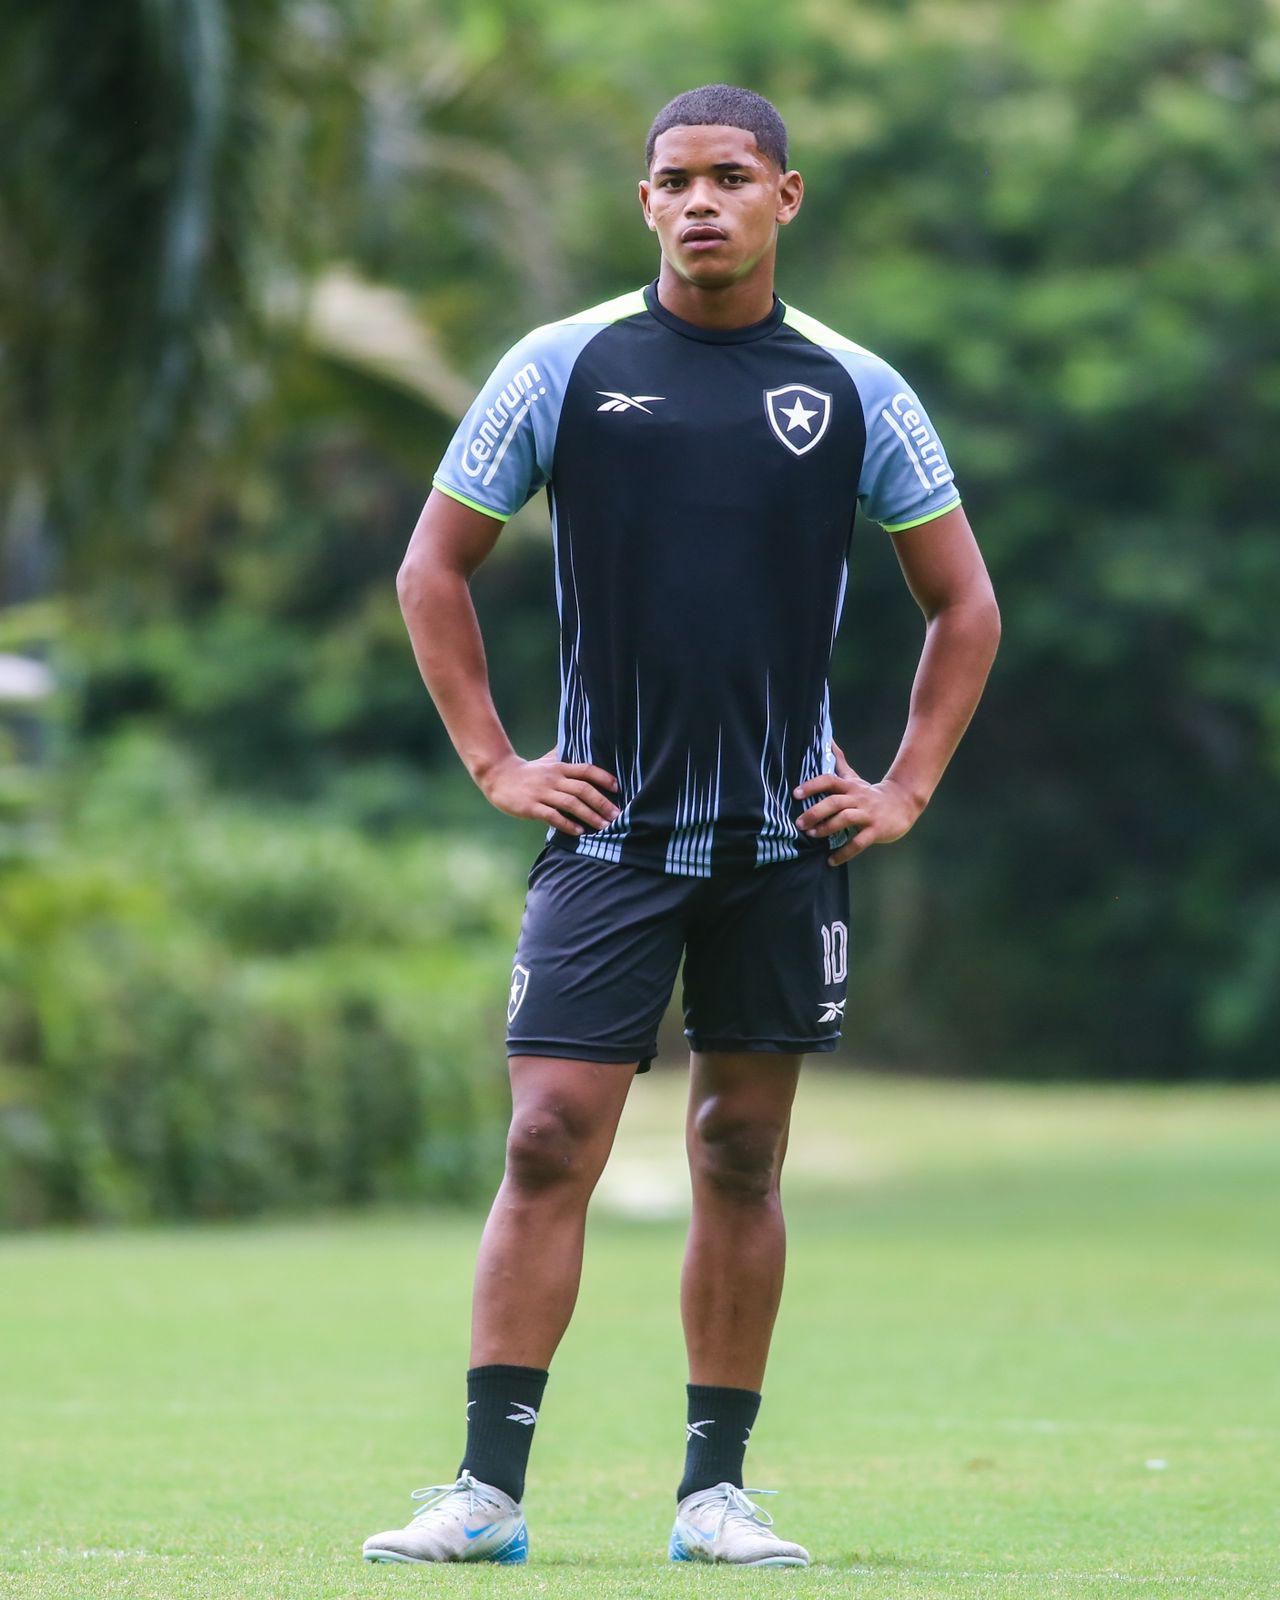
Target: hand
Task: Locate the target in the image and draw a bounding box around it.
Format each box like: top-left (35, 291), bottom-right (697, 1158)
top-left (793, 741), bottom-right (922, 866)
top-left (479, 747), bottom-right (620, 837)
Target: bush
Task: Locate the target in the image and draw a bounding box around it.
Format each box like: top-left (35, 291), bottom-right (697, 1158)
top-left (0, 735), bottom-right (522, 1226)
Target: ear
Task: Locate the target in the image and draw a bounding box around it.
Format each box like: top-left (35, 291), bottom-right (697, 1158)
top-left (638, 177), bottom-right (656, 231)
top-left (776, 168), bottom-right (804, 227)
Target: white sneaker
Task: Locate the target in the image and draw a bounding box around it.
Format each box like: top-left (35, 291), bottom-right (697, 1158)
top-left (669, 1482), bottom-right (809, 1567)
top-left (362, 1470), bottom-right (529, 1564)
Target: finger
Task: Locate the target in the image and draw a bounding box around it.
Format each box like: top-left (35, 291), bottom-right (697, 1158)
top-left (808, 807), bottom-right (873, 838)
top-left (828, 827), bottom-right (878, 865)
top-left (558, 777), bottom-right (620, 823)
top-left (561, 762), bottom-right (619, 792)
top-left (531, 803), bottom-right (583, 837)
top-left (793, 773), bottom-right (842, 801)
top-left (546, 789), bottom-right (611, 829)
top-left (798, 792), bottom-right (875, 829)
top-left (796, 794), bottom-right (851, 829)
top-left (831, 740), bottom-right (859, 781)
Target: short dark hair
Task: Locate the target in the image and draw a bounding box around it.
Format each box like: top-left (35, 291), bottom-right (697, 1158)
top-left (645, 84), bottom-right (788, 172)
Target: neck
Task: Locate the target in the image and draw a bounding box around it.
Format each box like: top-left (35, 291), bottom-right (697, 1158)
top-left (654, 251), bottom-right (778, 329)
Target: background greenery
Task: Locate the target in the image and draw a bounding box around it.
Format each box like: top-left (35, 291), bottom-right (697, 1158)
top-left (2, 0), bottom-right (1279, 1221)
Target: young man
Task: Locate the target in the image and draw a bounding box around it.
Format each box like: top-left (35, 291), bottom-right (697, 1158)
top-left (364, 83), bottom-right (999, 1569)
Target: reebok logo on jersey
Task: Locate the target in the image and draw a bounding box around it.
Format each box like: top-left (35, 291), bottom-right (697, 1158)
top-left (764, 384), bottom-right (832, 456)
top-left (818, 999), bottom-right (846, 1024)
top-left (597, 391), bottom-right (665, 413)
top-left (882, 392), bottom-right (953, 490)
top-left (507, 963), bottom-right (531, 1023)
top-left (506, 1402), bottom-right (539, 1426)
top-left (462, 363), bottom-right (547, 488)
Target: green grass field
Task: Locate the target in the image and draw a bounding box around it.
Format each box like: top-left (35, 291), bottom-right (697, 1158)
top-left (3, 1068), bottom-right (1279, 1599)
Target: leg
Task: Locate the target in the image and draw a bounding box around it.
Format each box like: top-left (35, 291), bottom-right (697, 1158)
top-left (665, 854), bottom-right (844, 1556)
top-left (681, 1048), bottom-right (802, 1389)
top-left (666, 1047), bottom-right (812, 1564)
top-left (486, 846), bottom-right (689, 1364)
top-left (677, 850), bottom-right (849, 1390)
top-left (364, 845), bottom-right (686, 1562)
top-left (471, 1053), bottom-right (638, 1367)
top-left (459, 849), bottom-right (685, 1505)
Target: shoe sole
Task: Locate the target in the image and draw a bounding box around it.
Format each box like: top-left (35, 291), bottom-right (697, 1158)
top-left (671, 1555), bottom-right (807, 1568)
top-left (364, 1550), bottom-right (528, 1565)
top-left (669, 1530), bottom-right (807, 1568)
top-left (364, 1524), bottom-right (528, 1566)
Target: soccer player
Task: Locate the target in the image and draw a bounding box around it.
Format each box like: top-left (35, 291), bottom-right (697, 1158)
top-left (363, 83), bottom-right (1000, 1568)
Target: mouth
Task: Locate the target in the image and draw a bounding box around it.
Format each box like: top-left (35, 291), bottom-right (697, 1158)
top-left (680, 226), bottom-right (728, 249)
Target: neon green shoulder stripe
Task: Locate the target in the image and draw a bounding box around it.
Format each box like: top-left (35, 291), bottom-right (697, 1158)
top-left (432, 478), bottom-right (511, 522)
top-left (782, 303), bottom-right (874, 357)
top-left (555, 288), bottom-right (648, 327)
top-left (881, 497), bottom-right (962, 533)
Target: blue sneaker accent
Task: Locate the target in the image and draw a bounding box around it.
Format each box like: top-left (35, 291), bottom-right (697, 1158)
top-left (668, 1524), bottom-right (695, 1562)
top-left (464, 1522), bottom-right (497, 1541)
top-left (492, 1522), bottom-right (529, 1564)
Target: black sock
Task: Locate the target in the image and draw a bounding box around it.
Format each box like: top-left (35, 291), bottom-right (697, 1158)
top-left (458, 1364), bottom-right (548, 1504)
top-left (677, 1383), bottom-right (762, 1502)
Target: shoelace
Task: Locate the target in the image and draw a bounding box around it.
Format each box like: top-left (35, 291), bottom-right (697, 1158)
top-left (407, 1469), bottom-right (494, 1524)
top-left (705, 1484), bottom-right (779, 1542)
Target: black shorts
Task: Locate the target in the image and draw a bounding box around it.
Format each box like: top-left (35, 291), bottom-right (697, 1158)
top-left (505, 843), bottom-right (851, 1072)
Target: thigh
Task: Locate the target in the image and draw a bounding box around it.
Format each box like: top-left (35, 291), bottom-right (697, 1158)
top-left (682, 853), bottom-right (851, 1057)
top-left (506, 844), bottom-right (690, 1074)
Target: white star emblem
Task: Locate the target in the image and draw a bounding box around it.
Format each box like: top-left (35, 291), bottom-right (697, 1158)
top-left (507, 962), bottom-right (531, 1023)
top-left (779, 395), bottom-right (817, 433)
top-left (764, 383), bottom-right (832, 456)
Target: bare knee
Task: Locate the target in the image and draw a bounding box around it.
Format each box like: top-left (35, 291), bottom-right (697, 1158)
top-left (690, 1101), bottom-right (786, 1202)
top-left (504, 1100), bottom-right (596, 1196)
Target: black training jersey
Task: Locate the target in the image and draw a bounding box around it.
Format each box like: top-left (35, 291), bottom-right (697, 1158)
top-left (433, 279), bottom-right (961, 876)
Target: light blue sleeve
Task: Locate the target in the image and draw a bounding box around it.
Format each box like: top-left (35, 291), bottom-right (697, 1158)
top-left (431, 327), bottom-right (564, 521)
top-left (853, 357), bottom-right (962, 532)
top-left (429, 290), bottom-right (653, 519)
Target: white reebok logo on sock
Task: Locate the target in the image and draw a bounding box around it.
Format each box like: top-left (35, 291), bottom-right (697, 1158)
top-left (686, 1419), bottom-right (715, 1440)
top-left (506, 1402), bottom-right (539, 1426)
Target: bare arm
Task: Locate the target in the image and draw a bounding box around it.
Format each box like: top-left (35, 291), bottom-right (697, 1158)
top-left (397, 488), bottom-right (619, 837)
top-left (794, 504), bottom-right (1000, 865)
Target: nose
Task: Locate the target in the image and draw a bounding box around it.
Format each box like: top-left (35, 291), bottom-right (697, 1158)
top-left (682, 178), bottom-right (721, 216)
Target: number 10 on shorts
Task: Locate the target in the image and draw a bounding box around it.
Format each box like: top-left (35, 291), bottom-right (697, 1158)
top-left (821, 921), bottom-right (848, 986)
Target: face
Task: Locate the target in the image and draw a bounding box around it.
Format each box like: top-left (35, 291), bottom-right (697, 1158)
top-left (639, 124), bottom-right (803, 288)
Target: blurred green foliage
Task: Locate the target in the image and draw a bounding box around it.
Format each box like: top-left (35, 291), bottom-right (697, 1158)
top-left (0, 733), bottom-right (519, 1225)
top-left (1, 0), bottom-right (1278, 1234)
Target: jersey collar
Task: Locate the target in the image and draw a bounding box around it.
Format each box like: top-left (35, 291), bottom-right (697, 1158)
top-left (642, 278), bottom-right (785, 344)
